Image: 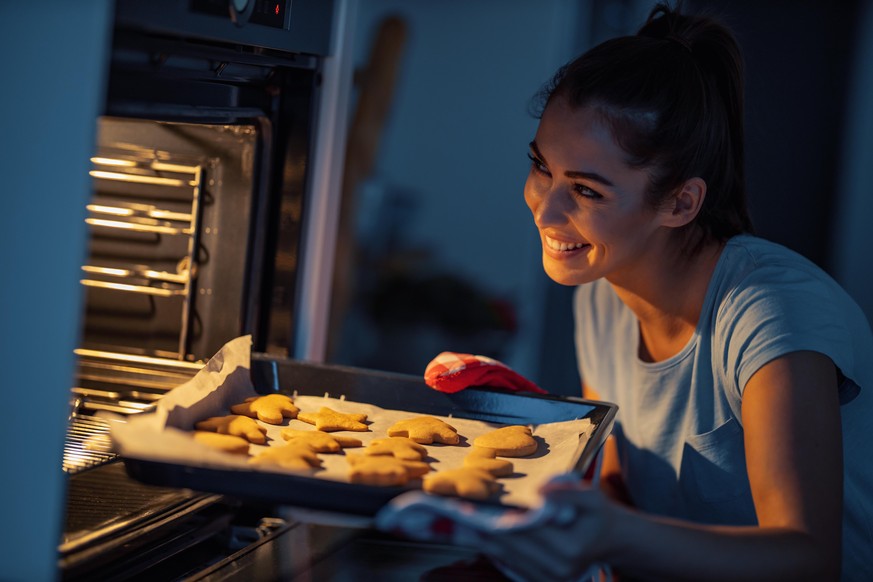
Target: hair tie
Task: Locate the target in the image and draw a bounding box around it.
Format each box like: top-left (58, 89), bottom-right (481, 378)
top-left (666, 34), bottom-right (693, 53)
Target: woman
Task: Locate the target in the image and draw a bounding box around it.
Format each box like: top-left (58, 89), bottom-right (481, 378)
top-left (482, 3), bottom-right (873, 580)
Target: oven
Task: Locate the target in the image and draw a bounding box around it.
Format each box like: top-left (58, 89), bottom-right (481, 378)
top-left (58, 1), bottom-right (358, 578)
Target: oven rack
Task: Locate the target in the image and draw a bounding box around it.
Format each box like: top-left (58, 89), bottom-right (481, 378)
top-left (83, 151), bottom-right (205, 359)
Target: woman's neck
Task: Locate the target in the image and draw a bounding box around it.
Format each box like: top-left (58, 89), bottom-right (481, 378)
top-left (608, 239), bottom-right (725, 363)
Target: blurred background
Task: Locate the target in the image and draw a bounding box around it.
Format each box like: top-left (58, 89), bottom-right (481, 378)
top-left (324, 0), bottom-right (873, 396)
top-left (5, 2), bottom-right (871, 578)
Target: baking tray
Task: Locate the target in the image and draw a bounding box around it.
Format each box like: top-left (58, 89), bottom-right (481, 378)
top-left (123, 354), bottom-right (617, 517)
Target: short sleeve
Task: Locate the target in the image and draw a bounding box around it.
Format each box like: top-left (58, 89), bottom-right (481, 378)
top-left (714, 262), bottom-right (857, 396)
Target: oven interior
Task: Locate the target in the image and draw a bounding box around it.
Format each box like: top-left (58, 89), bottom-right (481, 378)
top-left (60, 4), bottom-right (332, 577)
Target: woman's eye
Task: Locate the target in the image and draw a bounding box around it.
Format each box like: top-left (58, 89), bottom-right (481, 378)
top-left (574, 184), bottom-right (602, 199)
top-left (527, 153), bottom-right (549, 175)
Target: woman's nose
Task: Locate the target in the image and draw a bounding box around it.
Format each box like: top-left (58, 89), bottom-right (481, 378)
top-left (530, 184), bottom-right (568, 227)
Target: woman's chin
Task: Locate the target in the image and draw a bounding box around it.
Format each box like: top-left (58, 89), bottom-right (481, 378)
top-left (543, 262), bottom-right (596, 287)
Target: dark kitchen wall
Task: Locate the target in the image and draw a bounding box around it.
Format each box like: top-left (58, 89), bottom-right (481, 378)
top-left (689, 0), bottom-right (860, 271)
top-left (328, 0), bottom-right (873, 396)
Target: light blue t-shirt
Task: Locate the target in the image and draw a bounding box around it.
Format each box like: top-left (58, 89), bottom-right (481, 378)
top-left (574, 235), bottom-right (873, 580)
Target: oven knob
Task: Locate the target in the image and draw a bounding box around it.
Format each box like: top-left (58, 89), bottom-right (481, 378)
top-left (230, 0), bottom-right (254, 26)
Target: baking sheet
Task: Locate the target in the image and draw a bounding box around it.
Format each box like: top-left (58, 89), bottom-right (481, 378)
top-left (113, 336), bottom-right (614, 515)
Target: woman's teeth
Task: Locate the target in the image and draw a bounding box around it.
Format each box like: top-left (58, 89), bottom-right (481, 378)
top-left (546, 237), bottom-right (586, 252)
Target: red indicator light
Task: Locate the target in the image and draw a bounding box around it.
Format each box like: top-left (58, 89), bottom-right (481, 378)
top-left (275, 4), bottom-right (279, 15)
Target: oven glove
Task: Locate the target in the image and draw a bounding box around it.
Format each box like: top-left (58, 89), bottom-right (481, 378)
top-left (374, 473), bottom-right (605, 582)
top-left (424, 351), bottom-right (548, 394)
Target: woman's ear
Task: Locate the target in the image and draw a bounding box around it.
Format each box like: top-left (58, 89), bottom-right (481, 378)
top-left (660, 177), bottom-right (707, 228)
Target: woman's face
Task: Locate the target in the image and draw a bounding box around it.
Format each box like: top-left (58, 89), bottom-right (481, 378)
top-left (524, 98), bottom-right (670, 286)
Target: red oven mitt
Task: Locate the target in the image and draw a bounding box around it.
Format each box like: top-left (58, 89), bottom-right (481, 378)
top-left (424, 352), bottom-right (547, 395)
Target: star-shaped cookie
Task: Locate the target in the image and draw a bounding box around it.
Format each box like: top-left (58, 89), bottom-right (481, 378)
top-left (297, 407), bottom-right (369, 432)
top-left (423, 467), bottom-right (500, 500)
top-left (194, 414), bottom-right (268, 444)
top-left (364, 436), bottom-right (428, 461)
top-left (387, 416), bottom-right (460, 445)
top-left (464, 446), bottom-right (514, 477)
top-left (230, 394), bottom-right (299, 425)
top-left (346, 453), bottom-right (430, 486)
top-left (280, 428), bottom-right (363, 453)
top-left (248, 442), bottom-right (322, 472)
top-left (191, 431), bottom-right (251, 455)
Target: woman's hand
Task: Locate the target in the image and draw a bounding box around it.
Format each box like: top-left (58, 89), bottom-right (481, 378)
top-left (480, 477), bottom-right (621, 581)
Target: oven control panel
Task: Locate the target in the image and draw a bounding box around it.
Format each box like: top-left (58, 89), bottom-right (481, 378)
top-left (190, 0), bottom-right (290, 29)
top-left (114, 0), bottom-right (332, 56)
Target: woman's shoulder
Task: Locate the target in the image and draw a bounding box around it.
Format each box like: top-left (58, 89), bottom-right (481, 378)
top-left (716, 235), bottom-right (845, 301)
top-left (711, 235), bottom-right (873, 391)
top-left (722, 234), bottom-right (826, 273)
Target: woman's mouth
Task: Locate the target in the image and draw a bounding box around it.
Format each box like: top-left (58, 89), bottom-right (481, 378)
top-left (545, 235), bottom-right (589, 253)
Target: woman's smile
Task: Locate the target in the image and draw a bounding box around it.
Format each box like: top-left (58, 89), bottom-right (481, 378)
top-left (544, 235), bottom-right (590, 257)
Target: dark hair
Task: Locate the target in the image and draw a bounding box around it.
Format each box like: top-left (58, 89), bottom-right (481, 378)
top-left (534, 1), bottom-right (753, 251)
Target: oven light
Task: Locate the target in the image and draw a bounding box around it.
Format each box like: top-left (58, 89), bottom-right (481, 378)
top-left (91, 156), bottom-right (137, 167)
top-left (87, 204), bottom-right (134, 216)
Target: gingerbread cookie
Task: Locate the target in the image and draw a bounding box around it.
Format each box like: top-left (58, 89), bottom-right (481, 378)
top-left (463, 446), bottom-right (514, 477)
top-left (191, 431), bottom-right (250, 455)
top-left (230, 394), bottom-right (299, 425)
top-left (195, 414), bottom-right (268, 444)
top-left (364, 437), bottom-right (428, 461)
top-left (297, 407), bottom-right (369, 432)
top-left (346, 453), bottom-right (430, 486)
top-left (422, 467), bottom-right (500, 500)
top-left (248, 442), bottom-right (322, 472)
top-left (280, 428), bottom-right (362, 453)
top-left (472, 425), bottom-right (538, 457)
top-left (387, 416), bottom-right (460, 445)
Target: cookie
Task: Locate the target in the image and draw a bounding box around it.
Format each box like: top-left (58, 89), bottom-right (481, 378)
top-left (297, 407), bottom-right (369, 432)
top-left (191, 431), bottom-right (250, 455)
top-left (195, 414), bottom-right (268, 444)
top-left (387, 416), bottom-right (460, 445)
top-left (364, 436), bottom-right (428, 461)
top-left (230, 393), bottom-right (299, 425)
top-left (248, 442), bottom-right (322, 472)
top-left (463, 446), bottom-right (514, 477)
top-left (346, 453), bottom-right (430, 486)
top-left (422, 467), bottom-right (500, 500)
top-left (280, 428), bottom-right (363, 453)
top-left (472, 425), bottom-right (538, 457)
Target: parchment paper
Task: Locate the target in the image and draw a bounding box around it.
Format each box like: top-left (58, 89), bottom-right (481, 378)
top-left (110, 335), bottom-right (593, 509)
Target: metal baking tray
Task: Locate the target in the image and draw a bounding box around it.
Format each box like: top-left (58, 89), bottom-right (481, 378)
top-left (123, 355), bottom-right (617, 517)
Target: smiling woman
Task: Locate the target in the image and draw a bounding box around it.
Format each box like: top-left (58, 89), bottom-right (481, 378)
top-left (477, 3), bottom-right (873, 581)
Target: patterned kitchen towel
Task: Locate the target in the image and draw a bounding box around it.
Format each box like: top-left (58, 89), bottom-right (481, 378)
top-left (424, 352), bottom-right (547, 394)
top-left (374, 473), bottom-right (606, 582)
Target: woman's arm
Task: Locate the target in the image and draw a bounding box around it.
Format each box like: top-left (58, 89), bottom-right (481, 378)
top-left (484, 351), bottom-right (843, 581)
